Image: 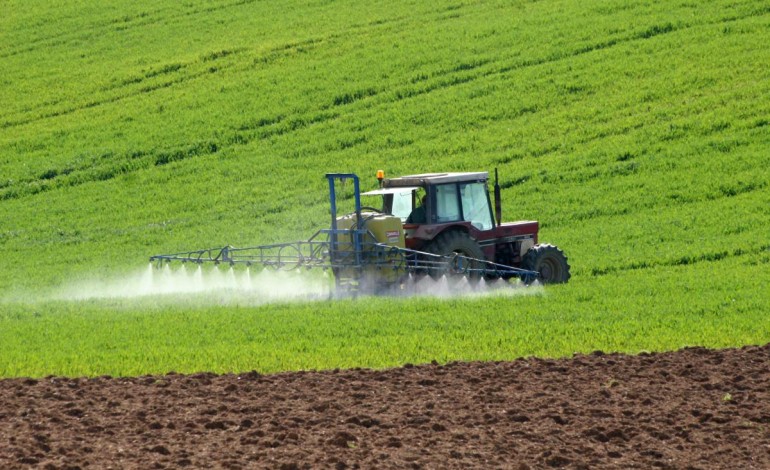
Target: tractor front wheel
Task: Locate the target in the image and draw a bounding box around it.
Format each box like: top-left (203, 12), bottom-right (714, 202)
top-left (425, 231), bottom-right (485, 278)
top-left (522, 244), bottom-right (571, 284)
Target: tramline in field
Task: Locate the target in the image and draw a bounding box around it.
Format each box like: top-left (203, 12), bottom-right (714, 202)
top-left (149, 171), bottom-right (570, 296)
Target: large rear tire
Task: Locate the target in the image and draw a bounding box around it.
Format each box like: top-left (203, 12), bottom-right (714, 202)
top-left (425, 230), bottom-right (485, 278)
top-left (522, 244), bottom-right (571, 284)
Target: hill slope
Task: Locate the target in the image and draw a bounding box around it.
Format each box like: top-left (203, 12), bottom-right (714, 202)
top-left (1, 0), bottom-right (768, 376)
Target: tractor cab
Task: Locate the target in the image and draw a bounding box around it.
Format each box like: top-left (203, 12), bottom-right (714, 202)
top-left (364, 172), bottom-right (493, 225)
top-left (360, 170), bottom-right (570, 285)
top-left (362, 172), bottom-right (501, 252)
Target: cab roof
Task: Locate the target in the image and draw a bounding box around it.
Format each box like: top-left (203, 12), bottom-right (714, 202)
top-left (382, 172), bottom-right (488, 187)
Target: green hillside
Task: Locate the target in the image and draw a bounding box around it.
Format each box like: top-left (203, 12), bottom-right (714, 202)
top-left (1, 0), bottom-right (769, 377)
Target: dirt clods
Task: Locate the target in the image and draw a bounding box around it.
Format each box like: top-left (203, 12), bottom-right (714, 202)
top-left (2, 344), bottom-right (770, 468)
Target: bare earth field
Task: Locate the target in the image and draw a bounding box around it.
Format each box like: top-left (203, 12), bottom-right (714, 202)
top-left (2, 344), bottom-right (769, 469)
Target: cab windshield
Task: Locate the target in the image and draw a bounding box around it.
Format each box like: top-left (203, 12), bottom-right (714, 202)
top-left (361, 189), bottom-right (415, 222)
top-left (390, 190), bottom-right (414, 222)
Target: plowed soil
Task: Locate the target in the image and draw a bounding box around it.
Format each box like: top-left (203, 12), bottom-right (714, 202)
top-left (2, 344), bottom-right (770, 469)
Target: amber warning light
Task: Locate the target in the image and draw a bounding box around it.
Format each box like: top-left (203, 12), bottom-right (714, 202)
top-left (376, 169), bottom-right (385, 187)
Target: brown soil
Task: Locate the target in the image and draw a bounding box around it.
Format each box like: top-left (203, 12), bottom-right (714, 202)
top-left (2, 344), bottom-right (769, 469)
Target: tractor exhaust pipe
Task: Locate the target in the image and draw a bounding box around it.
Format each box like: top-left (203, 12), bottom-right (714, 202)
top-left (494, 167), bottom-right (502, 226)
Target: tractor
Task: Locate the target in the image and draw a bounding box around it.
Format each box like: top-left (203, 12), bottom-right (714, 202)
top-left (362, 170), bottom-right (570, 284)
top-left (149, 171), bottom-right (569, 297)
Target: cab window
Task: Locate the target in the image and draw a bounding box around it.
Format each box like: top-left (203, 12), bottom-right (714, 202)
top-left (390, 190), bottom-right (413, 222)
top-left (435, 184), bottom-right (461, 222)
top-left (460, 182), bottom-right (493, 230)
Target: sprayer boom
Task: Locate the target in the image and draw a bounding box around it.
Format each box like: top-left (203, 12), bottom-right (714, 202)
top-left (149, 230), bottom-right (538, 283)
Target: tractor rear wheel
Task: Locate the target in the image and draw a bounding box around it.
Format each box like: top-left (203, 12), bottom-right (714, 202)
top-left (425, 231), bottom-right (485, 278)
top-left (522, 244), bottom-right (571, 284)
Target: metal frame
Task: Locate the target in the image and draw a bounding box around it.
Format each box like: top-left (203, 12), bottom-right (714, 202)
top-left (149, 237), bottom-right (538, 281)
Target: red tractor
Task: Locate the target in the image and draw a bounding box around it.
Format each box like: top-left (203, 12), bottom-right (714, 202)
top-left (150, 171), bottom-right (569, 296)
top-left (363, 170), bottom-right (570, 284)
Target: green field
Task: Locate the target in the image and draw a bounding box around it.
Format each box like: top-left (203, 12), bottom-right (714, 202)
top-left (1, 0), bottom-right (769, 378)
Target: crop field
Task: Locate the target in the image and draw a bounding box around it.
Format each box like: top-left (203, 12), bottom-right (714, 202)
top-left (1, 0), bottom-right (770, 380)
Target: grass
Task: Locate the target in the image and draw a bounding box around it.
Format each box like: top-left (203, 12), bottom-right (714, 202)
top-left (1, 0), bottom-right (769, 377)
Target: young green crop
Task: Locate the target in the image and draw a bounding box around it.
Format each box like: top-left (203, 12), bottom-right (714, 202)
top-left (1, 0), bottom-right (769, 377)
